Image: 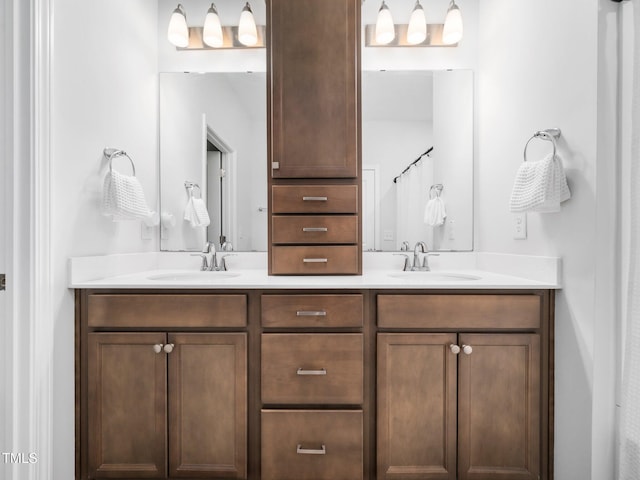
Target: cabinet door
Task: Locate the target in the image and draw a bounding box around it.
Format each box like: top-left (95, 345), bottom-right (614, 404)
top-left (458, 334), bottom-right (540, 480)
top-left (377, 333), bottom-right (457, 480)
top-left (87, 333), bottom-right (167, 479)
top-left (168, 333), bottom-right (247, 478)
top-left (269, 0), bottom-right (359, 178)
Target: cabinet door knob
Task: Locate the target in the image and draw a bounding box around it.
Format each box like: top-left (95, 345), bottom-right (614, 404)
top-left (296, 444), bottom-right (326, 455)
top-left (153, 344), bottom-right (164, 354)
top-left (462, 344), bottom-right (473, 355)
top-left (163, 343), bottom-right (175, 353)
top-left (450, 344), bottom-right (461, 355)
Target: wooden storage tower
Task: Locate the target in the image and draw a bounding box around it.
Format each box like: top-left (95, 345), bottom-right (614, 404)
top-left (267, 0), bottom-right (362, 275)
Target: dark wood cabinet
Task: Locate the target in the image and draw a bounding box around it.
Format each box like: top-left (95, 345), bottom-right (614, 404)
top-left (377, 333), bottom-right (457, 480)
top-left (268, 0), bottom-right (359, 179)
top-left (376, 294), bottom-right (550, 480)
top-left (78, 289), bottom-right (553, 480)
top-left (377, 333), bottom-right (541, 480)
top-left (87, 332), bottom-right (168, 479)
top-left (168, 333), bottom-right (247, 478)
top-left (80, 293), bottom-right (248, 480)
top-left (457, 333), bottom-right (540, 480)
top-left (267, 0), bottom-right (362, 275)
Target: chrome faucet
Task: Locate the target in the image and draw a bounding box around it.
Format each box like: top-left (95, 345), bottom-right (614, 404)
top-left (191, 241), bottom-right (235, 271)
top-left (412, 241), bottom-right (429, 271)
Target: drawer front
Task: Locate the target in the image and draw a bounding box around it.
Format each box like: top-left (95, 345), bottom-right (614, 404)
top-left (377, 294), bottom-right (541, 330)
top-left (261, 334), bottom-right (363, 404)
top-left (272, 246), bottom-right (359, 275)
top-left (87, 294), bottom-right (247, 328)
top-left (261, 410), bottom-right (363, 480)
top-left (262, 294), bottom-right (363, 328)
top-left (272, 185), bottom-right (358, 214)
top-left (272, 215), bottom-right (358, 244)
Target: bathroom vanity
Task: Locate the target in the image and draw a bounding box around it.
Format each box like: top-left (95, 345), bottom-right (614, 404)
top-left (72, 259), bottom-right (557, 480)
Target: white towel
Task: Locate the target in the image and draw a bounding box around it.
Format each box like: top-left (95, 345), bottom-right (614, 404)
top-left (424, 197), bottom-right (447, 226)
top-left (184, 196), bottom-right (211, 228)
top-left (509, 153), bottom-right (570, 213)
top-left (102, 169), bottom-right (158, 225)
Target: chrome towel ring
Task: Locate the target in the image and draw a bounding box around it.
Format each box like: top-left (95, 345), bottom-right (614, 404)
top-left (523, 128), bottom-right (561, 162)
top-left (104, 147), bottom-right (136, 175)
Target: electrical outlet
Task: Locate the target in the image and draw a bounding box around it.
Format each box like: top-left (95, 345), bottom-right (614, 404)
top-left (383, 230), bottom-right (394, 241)
top-left (141, 223), bottom-right (154, 241)
top-left (448, 219), bottom-right (455, 241)
top-left (513, 213), bottom-right (527, 240)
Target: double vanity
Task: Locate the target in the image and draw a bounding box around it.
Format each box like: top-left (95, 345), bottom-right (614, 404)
top-left (71, 252), bottom-right (558, 480)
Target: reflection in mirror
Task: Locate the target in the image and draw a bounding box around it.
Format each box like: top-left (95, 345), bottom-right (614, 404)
top-left (159, 72), bottom-right (267, 251)
top-left (362, 69), bottom-right (473, 251)
top-left (158, 70), bottom-right (472, 252)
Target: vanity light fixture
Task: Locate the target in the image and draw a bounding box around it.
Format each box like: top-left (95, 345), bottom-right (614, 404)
top-left (203, 3), bottom-right (224, 48)
top-left (406, 0), bottom-right (427, 45)
top-left (365, 0), bottom-right (463, 47)
top-left (167, 4), bottom-right (189, 48)
top-left (375, 1), bottom-right (395, 45)
top-left (442, 0), bottom-right (463, 45)
top-left (238, 2), bottom-right (258, 46)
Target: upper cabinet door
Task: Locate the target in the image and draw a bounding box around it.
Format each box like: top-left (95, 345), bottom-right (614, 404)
top-left (269, 0), bottom-right (360, 178)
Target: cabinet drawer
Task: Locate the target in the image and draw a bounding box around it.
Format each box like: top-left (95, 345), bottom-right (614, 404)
top-left (87, 294), bottom-right (247, 328)
top-left (272, 246), bottom-right (359, 275)
top-left (261, 410), bottom-right (363, 480)
top-left (272, 215), bottom-right (358, 244)
top-left (261, 334), bottom-right (363, 404)
top-left (262, 294), bottom-right (363, 328)
top-left (377, 294), bottom-right (541, 330)
top-left (272, 185), bottom-right (358, 214)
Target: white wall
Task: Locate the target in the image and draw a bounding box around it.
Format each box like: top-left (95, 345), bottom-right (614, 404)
top-left (476, 0), bottom-right (617, 478)
top-left (51, 1), bottom-right (159, 478)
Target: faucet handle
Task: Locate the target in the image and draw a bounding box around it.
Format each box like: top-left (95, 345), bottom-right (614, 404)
top-left (393, 253), bottom-right (411, 271)
top-left (190, 253), bottom-right (209, 271)
top-left (219, 254), bottom-right (236, 271)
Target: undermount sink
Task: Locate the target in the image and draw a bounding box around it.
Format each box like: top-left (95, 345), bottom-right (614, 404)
top-left (147, 271), bottom-right (241, 282)
top-left (387, 271), bottom-right (481, 282)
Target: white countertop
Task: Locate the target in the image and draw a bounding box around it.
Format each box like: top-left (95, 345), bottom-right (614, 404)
top-left (68, 252), bottom-right (561, 290)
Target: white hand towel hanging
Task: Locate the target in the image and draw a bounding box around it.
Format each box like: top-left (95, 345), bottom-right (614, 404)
top-left (509, 153), bottom-right (570, 213)
top-left (183, 186), bottom-right (211, 228)
top-left (102, 167), bottom-right (158, 225)
top-left (424, 197), bottom-right (447, 226)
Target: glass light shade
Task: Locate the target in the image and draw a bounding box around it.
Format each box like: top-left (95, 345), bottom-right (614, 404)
top-left (167, 4), bottom-right (189, 48)
top-left (442, 1), bottom-right (463, 45)
top-left (407, 1), bottom-right (426, 45)
top-left (203, 4), bottom-right (223, 48)
top-left (238, 2), bottom-right (258, 46)
top-left (375, 1), bottom-right (395, 45)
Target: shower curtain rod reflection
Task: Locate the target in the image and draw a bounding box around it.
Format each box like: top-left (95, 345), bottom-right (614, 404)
top-left (392, 146), bottom-right (434, 184)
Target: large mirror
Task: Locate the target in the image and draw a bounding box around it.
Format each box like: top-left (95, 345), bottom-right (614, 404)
top-left (159, 72), bottom-right (267, 252)
top-left (159, 70), bottom-right (473, 252)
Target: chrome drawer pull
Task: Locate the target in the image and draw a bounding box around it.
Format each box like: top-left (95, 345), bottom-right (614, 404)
top-left (302, 196), bottom-right (328, 201)
top-left (297, 444), bottom-right (326, 455)
top-left (296, 310), bottom-right (327, 317)
top-left (297, 368), bottom-right (327, 376)
top-left (303, 258), bottom-right (328, 263)
top-left (302, 227), bottom-right (328, 232)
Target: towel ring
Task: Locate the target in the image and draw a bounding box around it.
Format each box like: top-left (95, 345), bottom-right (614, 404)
top-left (184, 181), bottom-right (202, 199)
top-left (104, 148), bottom-right (136, 176)
top-left (429, 184), bottom-right (444, 199)
top-left (523, 128), bottom-right (561, 162)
